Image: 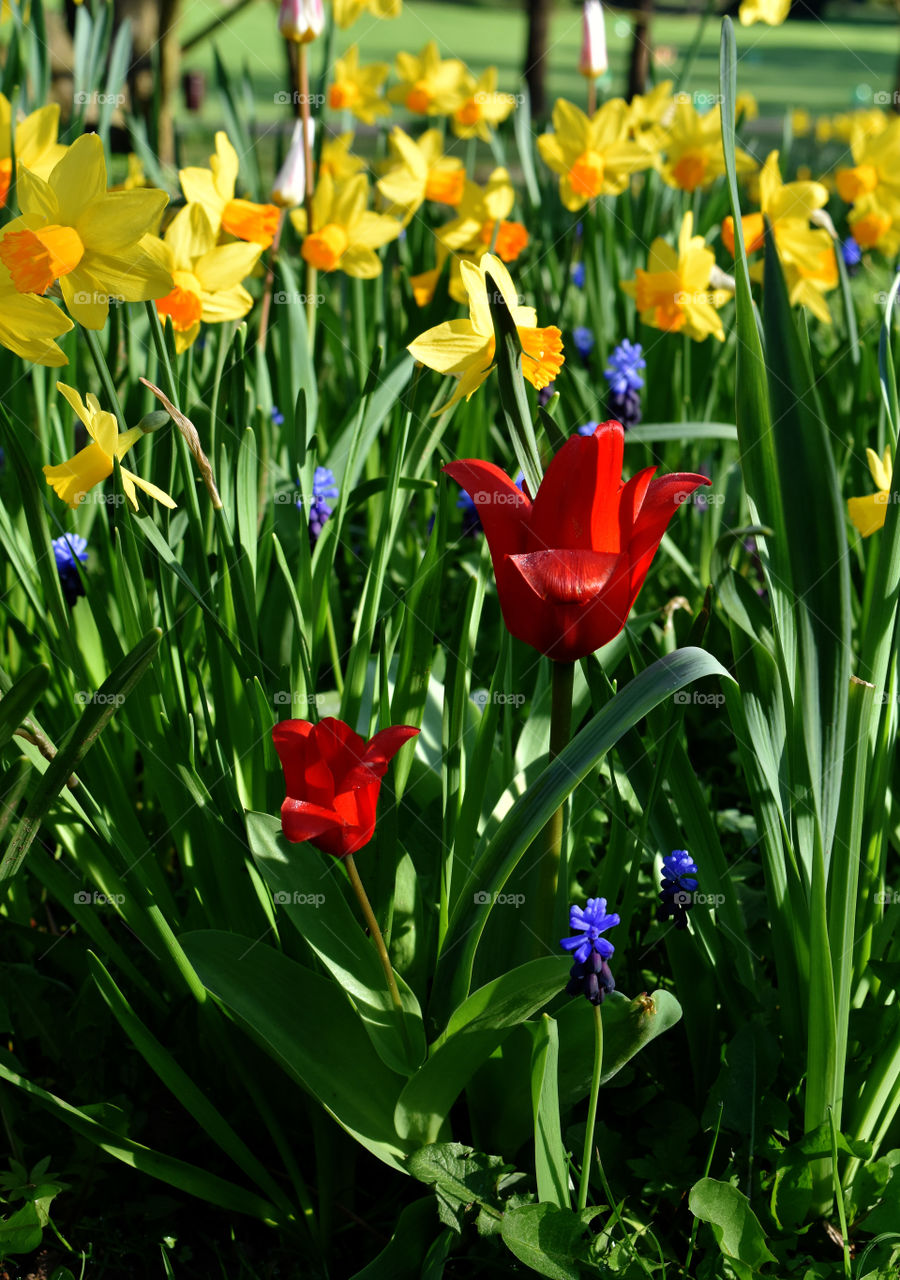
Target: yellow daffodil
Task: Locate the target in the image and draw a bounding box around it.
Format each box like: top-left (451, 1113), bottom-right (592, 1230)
top-left (388, 41), bottom-right (467, 117)
top-left (328, 44), bottom-right (390, 124)
top-left (44, 383), bottom-right (176, 511)
top-left (320, 132), bottom-right (366, 183)
top-left (722, 152), bottom-right (837, 324)
top-left (848, 446), bottom-right (892, 537)
top-left (791, 108), bottom-right (812, 138)
top-left (291, 172), bottom-right (401, 277)
top-left (451, 67), bottom-right (516, 141)
top-left (436, 168), bottom-right (529, 265)
top-left (735, 92), bottom-right (759, 122)
top-left (625, 81), bottom-right (673, 146)
top-left (0, 132), bottom-right (171, 329)
top-left (849, 190), bottom-right (900, 255)
top-left (837, 123), bottom-right (900, 202)
top-left (155, 203), bottom-right (261, 353)
top-left (376, 127), bottom-right (465, 224)
top-left (739, 0), bottom-right (789, 25)
top-left (660, 99), bottom-right (756, 192)
top-left (538, 98), bottom-right (656, 210)
top-left (333, 0), bottom-right (400, 26)
top-left (180, 131), bottom-right (279, 248)
top-left (0, 261), bottom-right (72, 365)
top-left (407, 252), bottom-right (564, 412)
top-left (0, 96), bottom-right (67, 206)
top-left (621, 211), bottom-right (731, 342)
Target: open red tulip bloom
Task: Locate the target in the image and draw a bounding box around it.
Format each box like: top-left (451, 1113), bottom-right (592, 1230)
top-left (444, 421), bottom-right (711, 662)
top-left (272, 717), bottom-right (419, 857)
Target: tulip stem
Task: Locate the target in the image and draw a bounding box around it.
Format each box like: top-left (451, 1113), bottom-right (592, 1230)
top-left (587, 79), bottom-right (597, 117)
top-left (344, 852), bottom-right (409, 1036)
top-left (578, 1002), bottom-right (604, 1211)
top-left (536, 659), bottom-right (575, 947)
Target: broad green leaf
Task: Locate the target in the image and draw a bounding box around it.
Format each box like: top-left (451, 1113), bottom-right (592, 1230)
top-left (556, 989), bottom-right (683, 1106)
top-left (396, 958), bottom-right (568, 1144)
top-left (500, 1203), bottom-right (598, 1280)
top-left (530, 1015), bottom-right (569, 1210)
top-left (406, 1143), bottom-right (510, 1234)
top-left (181, 930), bottom-right (411, 1170)
top-left (246, 811), bottom-right (426, 1076)
top-left (350, 1198), bottom-right (441, 1280)
top-left (689, 1177), bottom-right (776, 1279)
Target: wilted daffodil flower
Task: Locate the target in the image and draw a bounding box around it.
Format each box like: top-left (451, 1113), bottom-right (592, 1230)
top-left (328, 44), bottom-right (391, 125)
top-left (0, 133), bottom-right (171, 329)
top-left (621, 211), bottom-right (731, 342)
top-left (155, 203), bottom-right (262, 352)
top-left (44, 383), bottom-right (176, 511)
top-left (408, 252), bottom-right (563, 412)
top-left (291, 172), bottom-right (401, 277)
top-left (443, 420), bottom-right (710, 662)
top-left (180, 131), bottom-right (280, 248)
top-left (848, 446), bottom-right (893, 538)
top-left (538, 97), bottom-right (656, 210)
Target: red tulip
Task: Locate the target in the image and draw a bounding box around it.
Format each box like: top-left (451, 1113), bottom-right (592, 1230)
top-left (272, 717), bottom-right (419, 857)
top-left (443, 420), bottom-right (711, 662)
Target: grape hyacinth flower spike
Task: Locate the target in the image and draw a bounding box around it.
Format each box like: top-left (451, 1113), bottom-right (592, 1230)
top-left (657, 849), bottom-right (699, 929)
top-left (604, 338), bottom-right (645, 429)
top-left (561, 896), bottom-right (620, 1005)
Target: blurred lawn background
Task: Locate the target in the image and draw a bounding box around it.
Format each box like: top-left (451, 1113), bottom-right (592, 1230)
top-left (177, 0), bottom-right (895, 127)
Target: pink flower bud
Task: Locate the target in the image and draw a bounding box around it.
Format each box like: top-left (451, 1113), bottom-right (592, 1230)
top-left (579, 0), bottom-right (608, 79)
top-left (278, 0), bottom-right (325, 44)
top-left (271, 118), bottom-right (316, 207)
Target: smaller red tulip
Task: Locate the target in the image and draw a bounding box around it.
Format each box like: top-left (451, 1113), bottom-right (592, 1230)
top-left (272, 717), bottom-right (419, 857)
top-left (444, 420), bottom-right (711, 662)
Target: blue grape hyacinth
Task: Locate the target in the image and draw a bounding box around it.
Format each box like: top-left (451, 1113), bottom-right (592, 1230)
top-left (573, 326), bottom-right (595, 360)
top-left (561, 897), bottom-right (620, 1005)
top-left (297, 467), bottom-right (339, 543)
top-left (571, 261), bottom-right (586, 289)
top-left (657, 850), bottom-right (699, 930)
top-left (841, 237), bottom-right (862, 276)
top-left (604, 339), bottom-right (645, 430)
top-left (52, 533), bottom-right (88, 607)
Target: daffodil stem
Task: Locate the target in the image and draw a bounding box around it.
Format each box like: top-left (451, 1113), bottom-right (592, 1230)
top-left (536, 659), bottom-right (575, 949)
top-left (587, 79), bottom-right (597, 116)
top-left (299, 43), bottom-right (317, 353)
top-left (344, 853), bottom-right (410, 1048)
top-left (578, 1002), bottom-right (604, 1212)
top-left (258, 208), bottom-right (288, 356)
top-left (83, 327), bottom-right (125, 430)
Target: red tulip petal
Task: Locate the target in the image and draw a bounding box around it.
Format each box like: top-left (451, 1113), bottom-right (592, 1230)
top-left (280, 797), bottom-right (344, 845)
top-left (312, 717), bottom-right (368, 778)
top-left (333, 784), bottom-right (379, 854)
top-left (625, 472), bottom-right (712, 611)
top-left (363, 724), bottom-right (420, 774)
top-left (528, 420), bottom-right (625, 555)
top-left (272, 719), bottom-right (317, 797)
top-left (617, 465), bottom-right (657, 541)
top-left (443, 460), bottom-right (530, 559)
top-left (508, 549), bottom-right (621, 602)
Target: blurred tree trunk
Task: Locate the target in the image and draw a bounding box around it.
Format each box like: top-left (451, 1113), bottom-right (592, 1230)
top-left (627, 0), bottom-right (654, 99)
top-left (524, 0), bottom-right (553, 120)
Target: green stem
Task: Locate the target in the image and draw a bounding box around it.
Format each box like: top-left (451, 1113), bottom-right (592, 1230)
top-left (344, 853), bottom-right (408, 1040)
top-left (578, 1002), bottom-right (604, 1212)
top-left (299, 43), bottom-right (317, 353)
top-left (536, 660), bottom-right (575, 945)
top-left (83, 326), bottom-right (125, 428)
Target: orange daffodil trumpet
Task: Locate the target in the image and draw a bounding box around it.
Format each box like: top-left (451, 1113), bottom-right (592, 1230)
top-left (836, 117), bottom-right (900, 255)
top-left (328, 45), bottom-right (391, 124)
top-left (538, 98), bottom-right (656, 210)
top-left (180, 132), bottom-right (280, 249)
top-left (292, 171), bottom-right (401, 276)
top-left (155, 203), bottom-right (262, 352)
top-left (407, 253), bottom-right (564, 412)
top-left (621, 211), bottom-right (731, 342)
top-left (848, 447), bottom-right (893, 538)
top-left (44, 384), bottom-right (176, 511)
top-left (661, 98), bottom-right (756, 192)
top-left (437, 168), bottom-right (529, 267)
top-left (579, 1), bottom-right (608, 79)
top-left (0, 133), bottom-right (171, 329)
top-left (452, 68), bottom-right (516, 142)
top-left (278, 0), bottom-right (324, 42)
